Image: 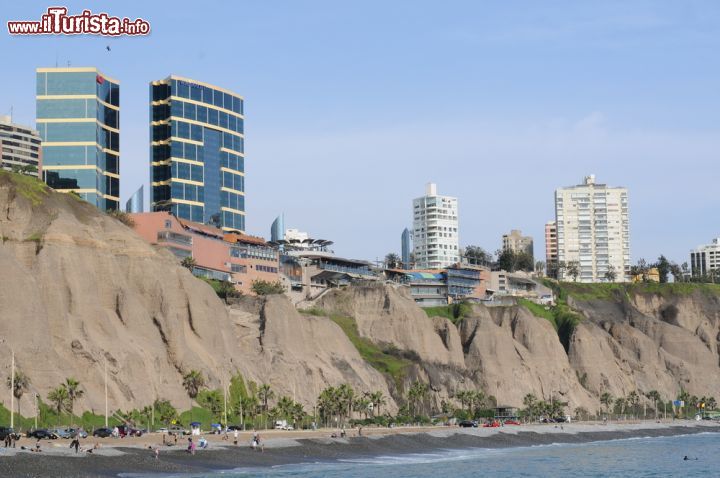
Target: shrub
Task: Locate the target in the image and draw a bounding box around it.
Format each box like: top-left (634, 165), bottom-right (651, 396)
top-left (107, 209), bottom-right (135, 227)
top-left (251, 279), bottom-right (285, 295)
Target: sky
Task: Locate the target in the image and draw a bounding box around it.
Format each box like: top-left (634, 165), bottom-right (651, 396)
top-left (1, 1), bottom-right (719, 265)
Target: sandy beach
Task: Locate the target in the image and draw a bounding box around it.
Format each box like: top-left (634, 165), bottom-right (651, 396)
top-left (1, 421), bottom-right (718, 477)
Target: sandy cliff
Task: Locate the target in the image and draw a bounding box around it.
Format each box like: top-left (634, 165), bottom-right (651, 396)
top-left (1, 172), bottom-right (719, 417)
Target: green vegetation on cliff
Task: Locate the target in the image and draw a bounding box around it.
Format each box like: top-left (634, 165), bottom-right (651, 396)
top-left (518, 296), bottom-right (582, 353)
top-left (543, 280), bottom-right (720, 302)
top-left (0, 170), bottom-right (49, 206)
top-left (300, 307), bottom-right (411, 385)
top-left (422, 302), bottom-right (473, 324)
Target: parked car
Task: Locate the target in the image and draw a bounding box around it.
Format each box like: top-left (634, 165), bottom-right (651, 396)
top-left (67, 428), bottom-right (88, 439)
top-left (0, 427), bottom-right (18, 440)
top-left (116, 425), bottom-right (144, 437)
top-left (458, 420), bottom-right (478, 428)
top-left (49, 428), bottom-right (72, 439)
top-left (168, 425), bottom-right (188, 436)
top-left (483, 421), bottom-right (501, 428)
top-left (226, 425), bottom-right (243, 431)
top-left (93, 427), bottom-right (113, 438)
top-left (27, 429), bottom-right (57, 440)
top-left (503, 420), bottom-right (521, 425)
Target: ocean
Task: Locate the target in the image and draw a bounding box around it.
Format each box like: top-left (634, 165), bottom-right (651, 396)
top-left (209, 432), bottom-right (719, 478)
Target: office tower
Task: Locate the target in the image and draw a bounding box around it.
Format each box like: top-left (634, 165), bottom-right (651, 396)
top-left (125, 185), bottom-right (144, 213)
top-left (150, 76), bottom-right (244, 232)
top-left (545, 220), bottom-right (558, 277)
top-left (555, 175), bottom-right (630, 282)
top-left (690, 238), bottom-right (720, 277)
top-left (0, 115), bottom-right (42, 177)
top-left (271, 214), bottom-right (285, 242)
top-left (401, 227), bottom-right (412, 270)
top-left (412, 182), bottom-right (459, 269)
top-left (36, 67), bottom-right (120, 210)
top-left (502, 229), bottom-right (534, 258)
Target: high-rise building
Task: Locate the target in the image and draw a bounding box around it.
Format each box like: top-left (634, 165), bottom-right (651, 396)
top-left (36, 67), bottom-right (120, 210)
top-left (554, 175), bottom-right (630, 282)
top-left (502, 229), bottom-right (534, 258)
top-left (401, 228), bottom-right (412, 270)
top-left (271, 214), bottom-right (285, 243)
top-left (150, 76), bottom-right (245, 232)
top-left (690, 238), bottom-right (720, 277)
top-left (125, 185), bottom-right (144, 213)
top-left (412, 183), bottom-right (459, 269)
top-left (0, 115), bottom-right (42, 177)
top-left (545, 220), bottom-right (558, 277)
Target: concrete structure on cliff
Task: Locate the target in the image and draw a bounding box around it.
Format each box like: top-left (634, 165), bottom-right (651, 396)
top-left (0, 115), bottom-right (42, 177)
top-left (690, 238), bottom-right (720, 278)
top-left (412, 182), bottom-right (459, 269)
top-left (554, 175), bottom-right (630, 282)
top-left (131, 211), bottom-right (278, 295)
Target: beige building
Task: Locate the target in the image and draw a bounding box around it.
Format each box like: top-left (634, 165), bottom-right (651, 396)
top-left (555, 175), bottom-right (630, 282)
top-left (545, 221), bottom-right (558, 276)
top-left (502, 229), bottom-right (533, 258)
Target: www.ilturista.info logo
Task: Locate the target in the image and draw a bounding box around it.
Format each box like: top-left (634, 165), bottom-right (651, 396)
top-left (7, 7), bottom-right (150, 36)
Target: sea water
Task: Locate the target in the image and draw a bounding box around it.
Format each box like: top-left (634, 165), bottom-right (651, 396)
top-left (213, 432), bottom-right (720, 478)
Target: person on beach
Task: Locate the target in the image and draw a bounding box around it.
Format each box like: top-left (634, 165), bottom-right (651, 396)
top-left (187, 437), bottom-right (195, 455)
top-left (199, 436), bottom-right (208, 449)
top-left (234, 429), bottom-right (239, 445)
top-left (70, 438), bottom-right (80, 453)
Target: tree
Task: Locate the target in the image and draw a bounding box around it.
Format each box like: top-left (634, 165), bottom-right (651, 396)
top-left (464, 246), bottom-right (491, 266)
top-left (182, 370), bottom-right (206, 403)
top-left (6, 370), bottom-right (30, 419)
top-left (407, 381), bottom-right (429, 417)
top-left (615, 397), bottom-right (627, 417)
top-left (535, 261), bottom-right (546, 276)
top-left (258, 384), bottom-right (274, 414)
top-left (604, 265), bottom-right (617, 283)
top-left (600, 392), bottom-right (614, 417)
top-left (669, 263), bottom-right (683, 283)
top-left (251, 279), bottom-right (285, 295)
top-left (496, 249), bottom-right (533, 273)
top-left (181, 256), bottom-right (196, 271)
top-left (197, 389), bottom-right (224, 422)
top-left (626, 391), bottom-right (640, 418)
top-left (369, 391), bottom-right (386, 417)
top-left (566, 261), bottom-right (580, 282)
top-left (63, 378), bottom-right (84, 424)
top-left (523, 393), bottom-right (538, 421)
top-left (656, 255), bottom-right (671, 283)
top-left (153, 399), bottom-right (178, 424)
top-left (384, 253), bottom-right (401, 269)
top-left (645, 390), bottom-right (661, 418)
top-left (707, 397), bottom-right (717, 411)
top-left (47, 386), bottom-right (70, 419)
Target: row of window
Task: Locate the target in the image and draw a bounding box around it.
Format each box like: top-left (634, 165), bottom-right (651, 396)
top-left (37, 72), bottom-right (119, 104)
top-left (169, 100), bottom-right (244, 135)
top-left (170, 120), bottom-right (244, 153)
top-left (171, 79), bottom-right (243, 114)
top-left (256, 265), bottom-right (278, 273)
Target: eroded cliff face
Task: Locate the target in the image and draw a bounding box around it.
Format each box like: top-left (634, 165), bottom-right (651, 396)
top-left (0, 174), bottom-right (393, 415)
top-left (569, 291), bottom-right (720, 405)
top-left (2, 173), bottom-right (719, 417)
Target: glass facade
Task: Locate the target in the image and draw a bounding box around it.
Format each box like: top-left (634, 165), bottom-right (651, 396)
top-left (150, 76), bottom-right (245, 232)
top-left (36, 67), bottom-right (120, 210)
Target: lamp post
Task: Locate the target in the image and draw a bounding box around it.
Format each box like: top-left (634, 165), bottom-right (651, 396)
top-left (104, 357), bottom-right (108, 428)
top-left (10, 348), bottom-right (15, 429)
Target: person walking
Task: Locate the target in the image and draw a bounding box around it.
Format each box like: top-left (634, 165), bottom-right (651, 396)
top-left (233, 429), bottom-right (238, 446)
top-left (70, 438), bottom-right (80, 453)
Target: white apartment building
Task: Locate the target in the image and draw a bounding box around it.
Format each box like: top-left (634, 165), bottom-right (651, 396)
top-left (413, 183), bottom-right (459, 269)
top-left (555, 175), bottom-right (630, 282)
top-left (690, 238), bottom-right (720, 277)
top-left (0, 115), bottom-right (42, 177)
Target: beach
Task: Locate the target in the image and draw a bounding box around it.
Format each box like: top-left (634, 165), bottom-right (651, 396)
top-left (0, 421), bottom-right (718, 477)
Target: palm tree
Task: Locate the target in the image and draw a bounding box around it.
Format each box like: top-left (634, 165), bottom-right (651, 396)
top-left (63, 378), bottom-right (84, 425)
top-left (258, 384), bottom-right (274, 414)
top-left (337, 384), bottom-right (355, 424)
top-left (600, 392), bottom-right (614, 418)
top-left (707, 397), bottom-right (717, 411)
top-left (384, 253), bottom-right (401, 269)
top-left (182, 370), bottom-right (206, 422)
top-left (626, 391), bottom-right (639, 418)
top-left (47, 386), bottom-right (70, 425)
top-left (523, 393), bottom-right (538, 421)
top-left (566, 261), bottom-right (580, 282)
top-left (615, 398), bottom-right (627, 418)
top-left (6, 370), bottom-right (30, 419)
top-left (645, 390), bottom-right (661, 418)
top-left (369, 391), bottom-right (386, 418)
top-left (407, 381), bottom-right (429, 417)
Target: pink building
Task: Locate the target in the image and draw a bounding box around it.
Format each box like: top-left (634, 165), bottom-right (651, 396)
top-left (131, 212), bottom-right (279, 295)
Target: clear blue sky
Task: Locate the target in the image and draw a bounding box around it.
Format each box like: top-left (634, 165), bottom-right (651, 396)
top-left (2, 1), bottom-right (719, 265)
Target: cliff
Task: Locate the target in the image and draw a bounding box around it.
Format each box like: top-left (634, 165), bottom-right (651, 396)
top-left (1, 172), bottom-right (719, 418)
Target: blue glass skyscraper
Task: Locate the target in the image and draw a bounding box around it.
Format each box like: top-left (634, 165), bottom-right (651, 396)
top-left (150, 76), bottom-right (245, 232)
top-left (36, 67), bottom-right (120, 210)
top-left (401, 228), bottom-right (412, 270)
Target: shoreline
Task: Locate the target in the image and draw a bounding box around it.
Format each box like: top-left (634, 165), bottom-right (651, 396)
top-left (0, 421), bottom-right (718, 477)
